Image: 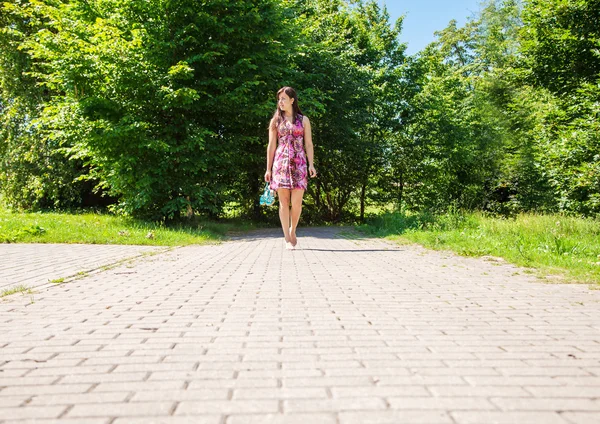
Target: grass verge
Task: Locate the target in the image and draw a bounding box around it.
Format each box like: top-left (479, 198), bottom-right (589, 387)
top-left (359, 211), bottom-right (600, 285)
top-left (0, 209), bottom-right (255, 246)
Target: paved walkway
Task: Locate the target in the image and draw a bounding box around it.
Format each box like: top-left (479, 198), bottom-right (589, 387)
top-left (0, 227), bottom-right (599, 424)
top-left (0, 244), bottom-right (165, 291)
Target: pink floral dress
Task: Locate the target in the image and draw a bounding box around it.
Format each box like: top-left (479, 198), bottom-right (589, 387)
top-left (270, 114), bottom-right (308, 190)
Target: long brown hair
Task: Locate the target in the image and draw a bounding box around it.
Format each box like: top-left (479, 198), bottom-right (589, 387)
top-left (270, 86), bottom-right (303, 129)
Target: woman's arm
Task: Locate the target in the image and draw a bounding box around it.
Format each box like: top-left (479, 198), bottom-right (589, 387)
top-left (265, 119), bottom-right (277, 181)
top-left (303, 116), bottom-right (317, 177)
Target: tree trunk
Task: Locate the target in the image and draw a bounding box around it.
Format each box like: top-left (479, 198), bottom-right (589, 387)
top-left (360, 181), bottom-right (366, 222)
top-left (397, 169), bottom-right (404, 211)
top-left (315, 179), bottom-right (321, 209)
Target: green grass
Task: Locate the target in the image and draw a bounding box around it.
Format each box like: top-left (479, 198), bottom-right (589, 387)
top-left (359, 211), bottom-right (600, 285)
top-left (0, 209), bottom-right (252, 246)
top-left (1, 284), bottom-right (33, 298)
top-left (50, 277), bottom-right (66, 284)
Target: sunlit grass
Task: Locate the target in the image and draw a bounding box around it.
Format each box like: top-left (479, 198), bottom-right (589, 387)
top-left (0, 284), bottom-right (33, 298)
top-left (0, 209), bottom-right (253, 246)
top-left (359, 211), bottom-right (600, 285)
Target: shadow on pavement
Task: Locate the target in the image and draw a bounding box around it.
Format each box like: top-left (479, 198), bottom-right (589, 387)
top-left (298, 248), bottom-right (403, 252)
top-left (227, 226), bottom-right (371, 241)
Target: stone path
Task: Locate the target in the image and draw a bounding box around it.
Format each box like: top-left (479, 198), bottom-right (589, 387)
top-left (0, 244), bottom-right (165, 291)
top-left (0, 227), bottom-right (599, 423)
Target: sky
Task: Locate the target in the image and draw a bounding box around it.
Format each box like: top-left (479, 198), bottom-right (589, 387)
top-left (378, 0), bottom-right (483, 55)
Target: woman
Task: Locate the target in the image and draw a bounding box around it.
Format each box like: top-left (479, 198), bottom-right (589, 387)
top-left (265, 87), bottom-right (317, 250)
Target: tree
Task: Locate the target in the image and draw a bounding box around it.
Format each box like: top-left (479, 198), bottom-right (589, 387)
top-left (289, 0), bottom-right (406, 221)
top-left (518, 0), bottom-right (600, 214)
top-left (0, 0), bottom-right (90, 210)
top-left (521, 0), bottom-right (600, 94)
top-left (11, 0), bottom-right (294, 219)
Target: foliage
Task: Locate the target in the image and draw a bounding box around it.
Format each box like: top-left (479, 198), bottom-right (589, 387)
top-left (289, 0), bottom-right (406, 222)
top-left (3, 0), bottom-right (293, 220)
top-left (521, 0), bottom-right (600, 94)
top-left (395, 0), bottom-right (599, 216)
top-left (0, 0), bottom-right (90, 210)
top-left (516, 0), bottom-right (600, 215)
top-left (0, 0), bottom-right (599, 221)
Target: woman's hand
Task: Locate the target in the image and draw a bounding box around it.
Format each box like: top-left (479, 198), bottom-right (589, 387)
top-left (264, 170), bottom-right (272, 182)
top-left (309, 164), bottom-right (317, 178)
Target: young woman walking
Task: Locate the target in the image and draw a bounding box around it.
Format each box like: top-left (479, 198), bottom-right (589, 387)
top-left (264, 87), bottom-right (317, 250)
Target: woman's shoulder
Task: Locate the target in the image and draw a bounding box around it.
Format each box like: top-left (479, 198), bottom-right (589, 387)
top-left (301, 114), bottom-right (310, 124)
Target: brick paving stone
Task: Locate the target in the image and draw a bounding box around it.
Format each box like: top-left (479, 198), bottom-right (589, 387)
top-left (112, 418), bottom-right (221, 424)
top-left (284, 397), bottom-right (387, 412)
top-left (59, 371), bottom-right (147, 384)
top-left (491, 397), bottom-right (600, 411)
top-left (27, 365), bottom-right (113, 376)
top-left (3, 420), bottom-right (109, 424)
top-left (0, 376), bottom-right (58, 386)
top-left (0, 369), bottom-right (29, 378)
top-left (226, 413), bottom-right (337, 424)
top-left (175, 400), bottom-right (279, 414)
top-left (196, 361), bottom-right (279, 371)
top-left (376, 375), bottom-right (469, 386)
top-left (0, 384), bottom-right (93, 396)
top-left (147, 370), bottom-right (236, 380)
top-left (331, 386), bottom-right (430, 397)
top-left (282, 376), bottom-right (375, 387)
top-left (67, 401), bottom-right (174, 418)
top-left (187, 378), bottom-right (279, 389)
top-left (554, 376), bottom-right (600, 386)
top-left (387, 396), bottom-right (497, 410)
top-left (233, 388), bottom-right (328, 399)
top-left (525, 386), bottom-right (600, 397)
top-left (428, 386), bottom-right (531, 397)
top-left (338, 410), bottom-right (454, 423)
top-left (0, 406), bottom-right (67, 420)
top-left (561, 412), bottom-right (600, 424)
top-left (451, 411), bottom-right (569, 424)
top-left (1, 227), bottom-right (600, 422)
top-left (0, 396), bottom-right (28, 407)
top-left (91, 381), bottom-right (185, 392)
top-left (131, 389), bottom-right (229, 402)
top-left (27, 392), bottom-right (130, 406)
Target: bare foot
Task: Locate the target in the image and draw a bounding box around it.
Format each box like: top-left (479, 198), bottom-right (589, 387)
top-left (284, 234), bottom-right (292, 250)
top-left (289, 227), bottom-right (297, 246)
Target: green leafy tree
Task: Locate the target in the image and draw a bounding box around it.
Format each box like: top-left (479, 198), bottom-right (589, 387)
top-left (393, 11), bottom-right (508, 213)
top-left (349, 1), bottom-right (406, 221)
top-left (521, 0), bottom-right (600, 94)
top-left (10, 0), bottom-right (293, 219)
top-left (289, 0), bottom-right (406, 222)
top-left (0, 0), bottom-right (89, 210)
top-left (517, 0), bottom-right (600, 214)
top-left (469, 0), bottom-right (556, 213)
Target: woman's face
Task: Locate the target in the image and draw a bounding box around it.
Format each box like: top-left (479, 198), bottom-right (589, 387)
top-left (278, 92), bottom-right (293, 113)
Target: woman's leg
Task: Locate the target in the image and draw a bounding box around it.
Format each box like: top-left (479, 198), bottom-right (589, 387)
top-left (289, 189), bottom-right (305, 246)
top-left (277, 189), bottom-right (292, 243)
